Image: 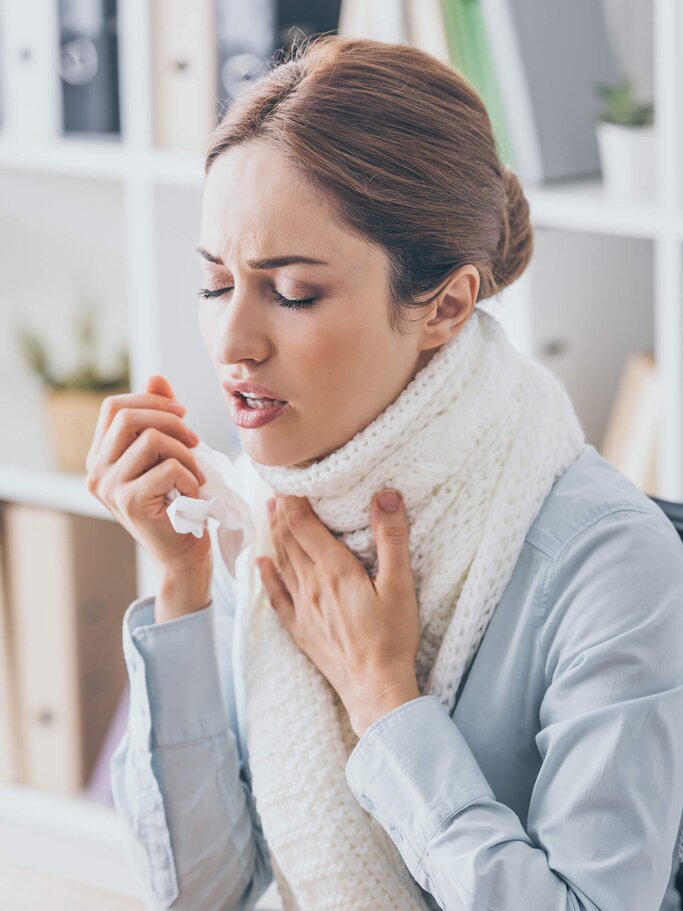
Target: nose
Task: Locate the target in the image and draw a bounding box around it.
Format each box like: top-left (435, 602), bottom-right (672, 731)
top-left (214, 289), bottom-right (271, 367)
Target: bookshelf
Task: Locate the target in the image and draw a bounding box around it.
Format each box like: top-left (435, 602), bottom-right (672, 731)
top-left (0, 1), bottom-right (681, 908)
top-left (498, 0), bottom-right (683, 501)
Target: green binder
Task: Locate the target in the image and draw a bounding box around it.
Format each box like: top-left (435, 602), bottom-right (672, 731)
top-left (440, 0), bottom-right (517, 169)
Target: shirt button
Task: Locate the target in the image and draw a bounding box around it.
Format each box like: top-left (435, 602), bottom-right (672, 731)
top-left (142, 793), bottom-right (158, 813)
top-left (359, 794), bottom-right (375, 814)
top-left (149, 844), bottom-right (169, 868)
top-left (389, 825), bottom-right (403, 844)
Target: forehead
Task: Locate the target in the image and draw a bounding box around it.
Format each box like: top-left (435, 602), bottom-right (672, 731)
top-left (199, 142), bottom-right (346, 264)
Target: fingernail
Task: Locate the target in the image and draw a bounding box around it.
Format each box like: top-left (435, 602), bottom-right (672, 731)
top-left (198, 471), bottom-right (207, 485)
top-left (267, 497), bottom-right (276, 514)
top-left (189, 430), bottom-right (200, 443)
top-left (377, 489), bottom-right (399, 512)
top-left (170, 401), bottom-right (186, 413)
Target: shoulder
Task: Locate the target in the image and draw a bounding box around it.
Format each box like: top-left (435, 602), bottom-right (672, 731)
top-left (527, 445), bottom-right (683, 684)
top-left (525, 442), bottom-right (677, 560)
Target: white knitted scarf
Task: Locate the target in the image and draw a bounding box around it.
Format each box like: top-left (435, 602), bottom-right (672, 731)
top-left (238, 307), bottom-right (585, 910)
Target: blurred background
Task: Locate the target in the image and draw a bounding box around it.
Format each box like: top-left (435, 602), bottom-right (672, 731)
top-left (0, 1), bottom-right (681, 908)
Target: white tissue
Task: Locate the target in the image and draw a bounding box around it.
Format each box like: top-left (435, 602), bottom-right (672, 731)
top-left (164, 440), bottom-right (255, 577)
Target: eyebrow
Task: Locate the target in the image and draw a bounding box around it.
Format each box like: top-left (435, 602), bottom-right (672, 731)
top-left (195, 246), bottom-right (330, 269)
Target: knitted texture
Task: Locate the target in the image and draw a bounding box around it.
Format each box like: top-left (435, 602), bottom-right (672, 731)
top-left (238, 307), bottom-right (586, 909)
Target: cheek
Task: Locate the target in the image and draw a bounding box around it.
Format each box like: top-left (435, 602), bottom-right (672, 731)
top-left (295, 316), bottom-right (391, 403)
top-left (198, 305), bottom-right (228, 362)
top-left (298, 322), bottom-right (353, 389)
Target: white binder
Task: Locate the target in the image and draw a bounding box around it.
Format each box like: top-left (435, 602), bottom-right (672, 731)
top-left (150, 0), bottom-right (218, 152)
top-left (0, 0), bottom-right (62, 140)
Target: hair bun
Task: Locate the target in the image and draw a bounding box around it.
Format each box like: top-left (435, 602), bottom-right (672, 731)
top-left (491, 167), bottom-right (534, 296)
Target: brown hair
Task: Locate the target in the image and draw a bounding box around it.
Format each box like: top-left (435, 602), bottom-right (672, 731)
top-left (205, 34), bottom-right (533, 333)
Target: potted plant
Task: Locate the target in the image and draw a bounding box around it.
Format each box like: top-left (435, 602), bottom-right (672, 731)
top-left (594, 76), bottom-right (656, 204)
top-left (15, 302), bottom-right (129, 474)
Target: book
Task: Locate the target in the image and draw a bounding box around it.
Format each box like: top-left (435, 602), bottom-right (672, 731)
top-left (3, 504), bottom-right (137, 794)
top-left (599, 350), bottom-right (659, 497)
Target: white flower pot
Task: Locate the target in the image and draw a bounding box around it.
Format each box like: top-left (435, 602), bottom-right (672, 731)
top-left (595, 121), bottom-right (657, 204)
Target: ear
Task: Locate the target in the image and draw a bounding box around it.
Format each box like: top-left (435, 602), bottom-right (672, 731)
top-left (417, 264), bottom-right (479, 353)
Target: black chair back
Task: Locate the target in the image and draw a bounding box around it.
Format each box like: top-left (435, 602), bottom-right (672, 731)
top-left (648, 495), bottom-right (683, 543)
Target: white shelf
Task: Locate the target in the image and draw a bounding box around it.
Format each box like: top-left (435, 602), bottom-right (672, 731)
top-left (1, 133), bottom-right (677, 233)
top-left (0, 135), bottom-right (127, 180)
top-left (0, 779), bottom-right (282, 908)
top-left (524, 178), bottom-right (667, 239)
top-left (0, 464), bottom-right (110, 520)
top-left (0, 781), bottom-right (142, 899)
top-left (0, 136), bottom-right (204, 187)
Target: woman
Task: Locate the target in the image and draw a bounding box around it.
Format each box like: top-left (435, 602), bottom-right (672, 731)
top-left (92, 35), bottom-right (683, 910)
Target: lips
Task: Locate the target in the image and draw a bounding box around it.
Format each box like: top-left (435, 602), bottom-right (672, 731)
top-left (230, 393), bottom-right (290, 429)
top-left (223, 379), bottom-right (288, 402)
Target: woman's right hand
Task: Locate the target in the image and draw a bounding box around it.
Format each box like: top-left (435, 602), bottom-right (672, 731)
top-left (85, 374), bottom-right (212, 580)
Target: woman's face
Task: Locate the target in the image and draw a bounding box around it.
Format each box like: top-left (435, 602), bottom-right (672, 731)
top-left (197, 141), bottom-right (475, 467)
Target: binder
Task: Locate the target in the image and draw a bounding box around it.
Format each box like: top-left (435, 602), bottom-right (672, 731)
top-left (0, 0), bottom-right (62, 140)
top-left (480, 0), bottom-right (621, 184)
top-left (404, 0), bottom-right (450, 63)
top-left (600, 351), bottom-right (659, 497)
top-left (440, 0), bottom-right (516, 170)
top-left (215, 0), bottom-right (275, 114)
top-left (3, 503), bottom-right (136, 794)
top-left (150, 0), bottom-right (218, 152)
top-left (0, 504), bottom-right (24, 783)
top-left (337, 0), bottom-right (410, 44)
top-left (57, 0), bottom-right (121, 136)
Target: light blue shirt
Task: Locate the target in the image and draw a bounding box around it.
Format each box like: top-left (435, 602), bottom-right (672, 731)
top-left (110, 443), bottom-right (683, 910)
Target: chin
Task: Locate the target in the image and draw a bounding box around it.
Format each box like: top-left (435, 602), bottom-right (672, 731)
top-left (239, 436), bottom-right (310, 468)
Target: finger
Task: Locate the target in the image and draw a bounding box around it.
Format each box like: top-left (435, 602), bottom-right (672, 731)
top-left (371, 488), bottom-right (412, 593)
top-left (145, 374), bottom-right (176, 401)
top-left (88, 391), bottom-right (186, 466)
top-left (278, 494), bottom-right (348, 571)
top-left (272, 498), bottom-right (314, 579)
top-left (257, 556), bottom-right (296, 629)
top-left (269, 499), bottom-right (302, 595)
top-left (97, 408), bottom-right (200, 469)
top-left (106, 425), bottom-right (206, 489)
top-left (122, 456), bottom-right (205, 519)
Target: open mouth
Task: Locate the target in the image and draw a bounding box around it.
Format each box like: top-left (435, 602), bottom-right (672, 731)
top-left (237, 392), bottom-right (288, 410)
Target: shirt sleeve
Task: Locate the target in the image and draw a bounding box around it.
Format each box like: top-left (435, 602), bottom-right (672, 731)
top-left (109, 589), bottom-right (273, 910)
top-left (344, 506), bottom-right (683, 910)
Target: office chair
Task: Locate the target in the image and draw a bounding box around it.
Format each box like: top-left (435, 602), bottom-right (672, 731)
top-left (648, 495), bottom-right (683, 543)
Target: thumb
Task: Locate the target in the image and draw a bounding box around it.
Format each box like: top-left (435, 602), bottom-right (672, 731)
top-left (145, 373), bottom-right (176, 401)
top-left (372, 488), bottom-right (411, 591)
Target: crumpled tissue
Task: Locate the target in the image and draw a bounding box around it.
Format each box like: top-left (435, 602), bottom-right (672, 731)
top-left (163, 440), bottom-right (255, 577)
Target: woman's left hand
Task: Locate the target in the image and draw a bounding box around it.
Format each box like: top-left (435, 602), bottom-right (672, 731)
top-left (256, 488), bottom-right (422, 738)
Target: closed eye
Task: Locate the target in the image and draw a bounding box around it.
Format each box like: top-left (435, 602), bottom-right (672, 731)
top-left (196, 286), bottom-right (318, 310)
